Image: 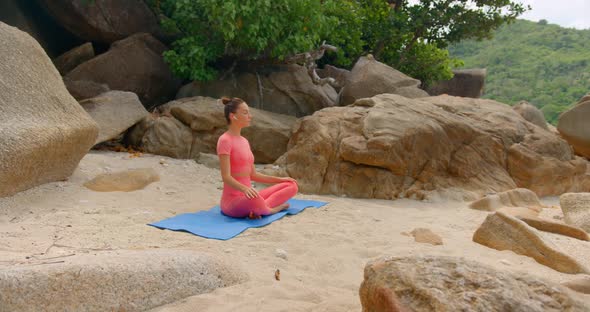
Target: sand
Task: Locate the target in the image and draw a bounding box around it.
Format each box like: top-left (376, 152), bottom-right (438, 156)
top-left (1, 150), bottom-right (589, 311)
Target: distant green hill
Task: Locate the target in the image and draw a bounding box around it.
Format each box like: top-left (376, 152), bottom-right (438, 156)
top-left (449, 19), bottom-right (590, 124)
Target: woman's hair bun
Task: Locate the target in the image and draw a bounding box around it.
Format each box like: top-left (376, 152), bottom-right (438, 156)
top-left (221, 97), bottom-right (231, 105)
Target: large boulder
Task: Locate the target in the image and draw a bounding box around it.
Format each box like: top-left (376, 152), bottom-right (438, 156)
top-left (359, 256), bottom-right (590, 312)
top-left (38, 0), bottom-right (168, 44)
top-left (274, 94), bottom-right (590, 200)
top-left (63, 77), bottom-right (110, 101)
top-left (127, 97), bottom-right (297, 163)
top-left (560, 192), bottom-right (590, 232)
top-left (53, 42), bottom-right (95, 75)
top-left (317, 65), bottom-right (350, 92)
top-left (558, 92), bottom-right (590, 158)
top-left (0, 250), bottom-right (246, 312)
top-left (79, 90), bottom-right (148, 144)
top-left (513, 100), bottom-right (548, 130)
top-left (0, 0), bottom-right (83, 58)
top-left (0, 22), bottom-right (98, 198)
top-left (131, 115), bottom-right (194, 159)
top-left (176, 64), bottom-right (336, 117)
top-left (66, 33), bottom-right (181, 108)
top-left (339, 56), bottom-right (429, 105)
top-left (426, 68), bottom-right (486, 98)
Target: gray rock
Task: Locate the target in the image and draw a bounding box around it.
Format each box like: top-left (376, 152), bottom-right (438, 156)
top-left (80, 90), bottom-right (149, 144)
top-left (275, 249), bottom-right (288, 260)
top-left (317, 65), bottom-right (350, 92)
top-left (0, 22), bottom-right (98, 198)
top-left (53, 42), bottom-right (95, 75)
top-left (141, 116), bottom-right (195, 159)
top-left (196, 153), bottom-right (220, 169)
top-left (176, 64), bottom-right (336, 117)
top-left (557, 92), bottom-right (590, 158)
top-left (427, 68), bottom-right (486, 98)
top-left (339, 56), bottom-right (428, 105)
top-left (63, 77), bottom-right (110, 101)
top-left (135, 96), bottom-right (296, 164)
top-left (0, 249), bottom-right (246, 312)
top-left (66, 33), bottom-right (181, 108)
top-left (513, 101), bottom-right (548, 130)
top-left (38, 0), bottom-right (169, 44)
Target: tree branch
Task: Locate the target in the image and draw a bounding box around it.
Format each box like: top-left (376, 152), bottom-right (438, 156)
top-left (285, 42), bottom-right (340, 88)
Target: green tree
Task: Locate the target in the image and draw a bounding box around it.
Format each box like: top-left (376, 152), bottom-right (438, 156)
top-left (356, 0), bottom-right (528, 86)
top-left (153, 0), bottom-right (528, 87)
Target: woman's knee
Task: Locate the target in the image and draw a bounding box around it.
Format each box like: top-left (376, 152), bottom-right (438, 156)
top-left (285, 180), bottom-right (298, 195)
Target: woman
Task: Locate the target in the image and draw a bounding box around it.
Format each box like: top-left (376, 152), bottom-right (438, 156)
top-left (217, 97), bottom-right (298, 218)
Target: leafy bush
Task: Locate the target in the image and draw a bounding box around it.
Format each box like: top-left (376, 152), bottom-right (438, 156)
top-left (152, 0), bottom-right (332, 81)
top-left (153, 0), bottom-right (526, 87)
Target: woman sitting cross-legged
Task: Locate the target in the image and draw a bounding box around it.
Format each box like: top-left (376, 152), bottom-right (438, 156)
top-left (217, 97), bottom-right (298, 219)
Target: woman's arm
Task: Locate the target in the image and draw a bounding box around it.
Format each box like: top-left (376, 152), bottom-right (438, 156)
top-left (219, 155), bottom-right (259, 198)
top-left (250, 164), bottom-right (296, 184)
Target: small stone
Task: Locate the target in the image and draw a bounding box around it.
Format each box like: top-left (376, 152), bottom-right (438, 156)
top-left (410, 228), bottom-right (443, 245)
top-left (275, 249), bottom-right (288, 260)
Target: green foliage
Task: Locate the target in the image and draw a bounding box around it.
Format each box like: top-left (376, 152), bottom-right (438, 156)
top-left (153, 0), bottom-right (526, 87)
top-left (450, 19), bottom-right (590, 124)
top-left (153, 0), bottom-right (331, 81)
top-left (339, 0), bottom-right (528, 86)
top-left (319, 0), bottom-right (364, 68)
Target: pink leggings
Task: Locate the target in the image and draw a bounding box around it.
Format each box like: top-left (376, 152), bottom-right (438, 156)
top-left (221, 181), bottom-right (298, 218)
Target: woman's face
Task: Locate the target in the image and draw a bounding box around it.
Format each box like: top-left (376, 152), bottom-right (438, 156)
top-left (232, 102), bottom-right (252, 127)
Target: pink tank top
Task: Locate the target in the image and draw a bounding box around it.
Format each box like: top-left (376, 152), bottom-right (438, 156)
top-left (216, 132), bottom-right (254, 175)
top-left (217, 132), bottom-right (255, 197)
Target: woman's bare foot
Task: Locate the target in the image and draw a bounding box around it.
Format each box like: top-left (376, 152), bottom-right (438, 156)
top-left (248, 211), bottom-right (262, 219)
top-left (270, 203), bottom-right (290, 214)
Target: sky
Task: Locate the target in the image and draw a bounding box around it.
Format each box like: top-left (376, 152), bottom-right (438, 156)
top-left (406, 0), bottom-right (590, 30)
top-left (519, 0), bottom-right (590, 29)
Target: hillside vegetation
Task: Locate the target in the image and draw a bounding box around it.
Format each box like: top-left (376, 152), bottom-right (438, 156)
top-left (450, 19), bottom-right (590, 124)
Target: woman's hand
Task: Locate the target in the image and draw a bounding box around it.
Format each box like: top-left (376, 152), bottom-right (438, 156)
top-left (242, 186), bottom-right (259, 199)
top-left (279, 177), bottom-right (297, 184)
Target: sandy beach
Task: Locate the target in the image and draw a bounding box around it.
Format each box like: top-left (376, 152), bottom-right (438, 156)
top-left (1, 150), bottom-right (589, 311)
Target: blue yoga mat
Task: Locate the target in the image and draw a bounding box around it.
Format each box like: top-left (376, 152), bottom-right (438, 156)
top-left (148, 198), bottom-right (327, 240)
